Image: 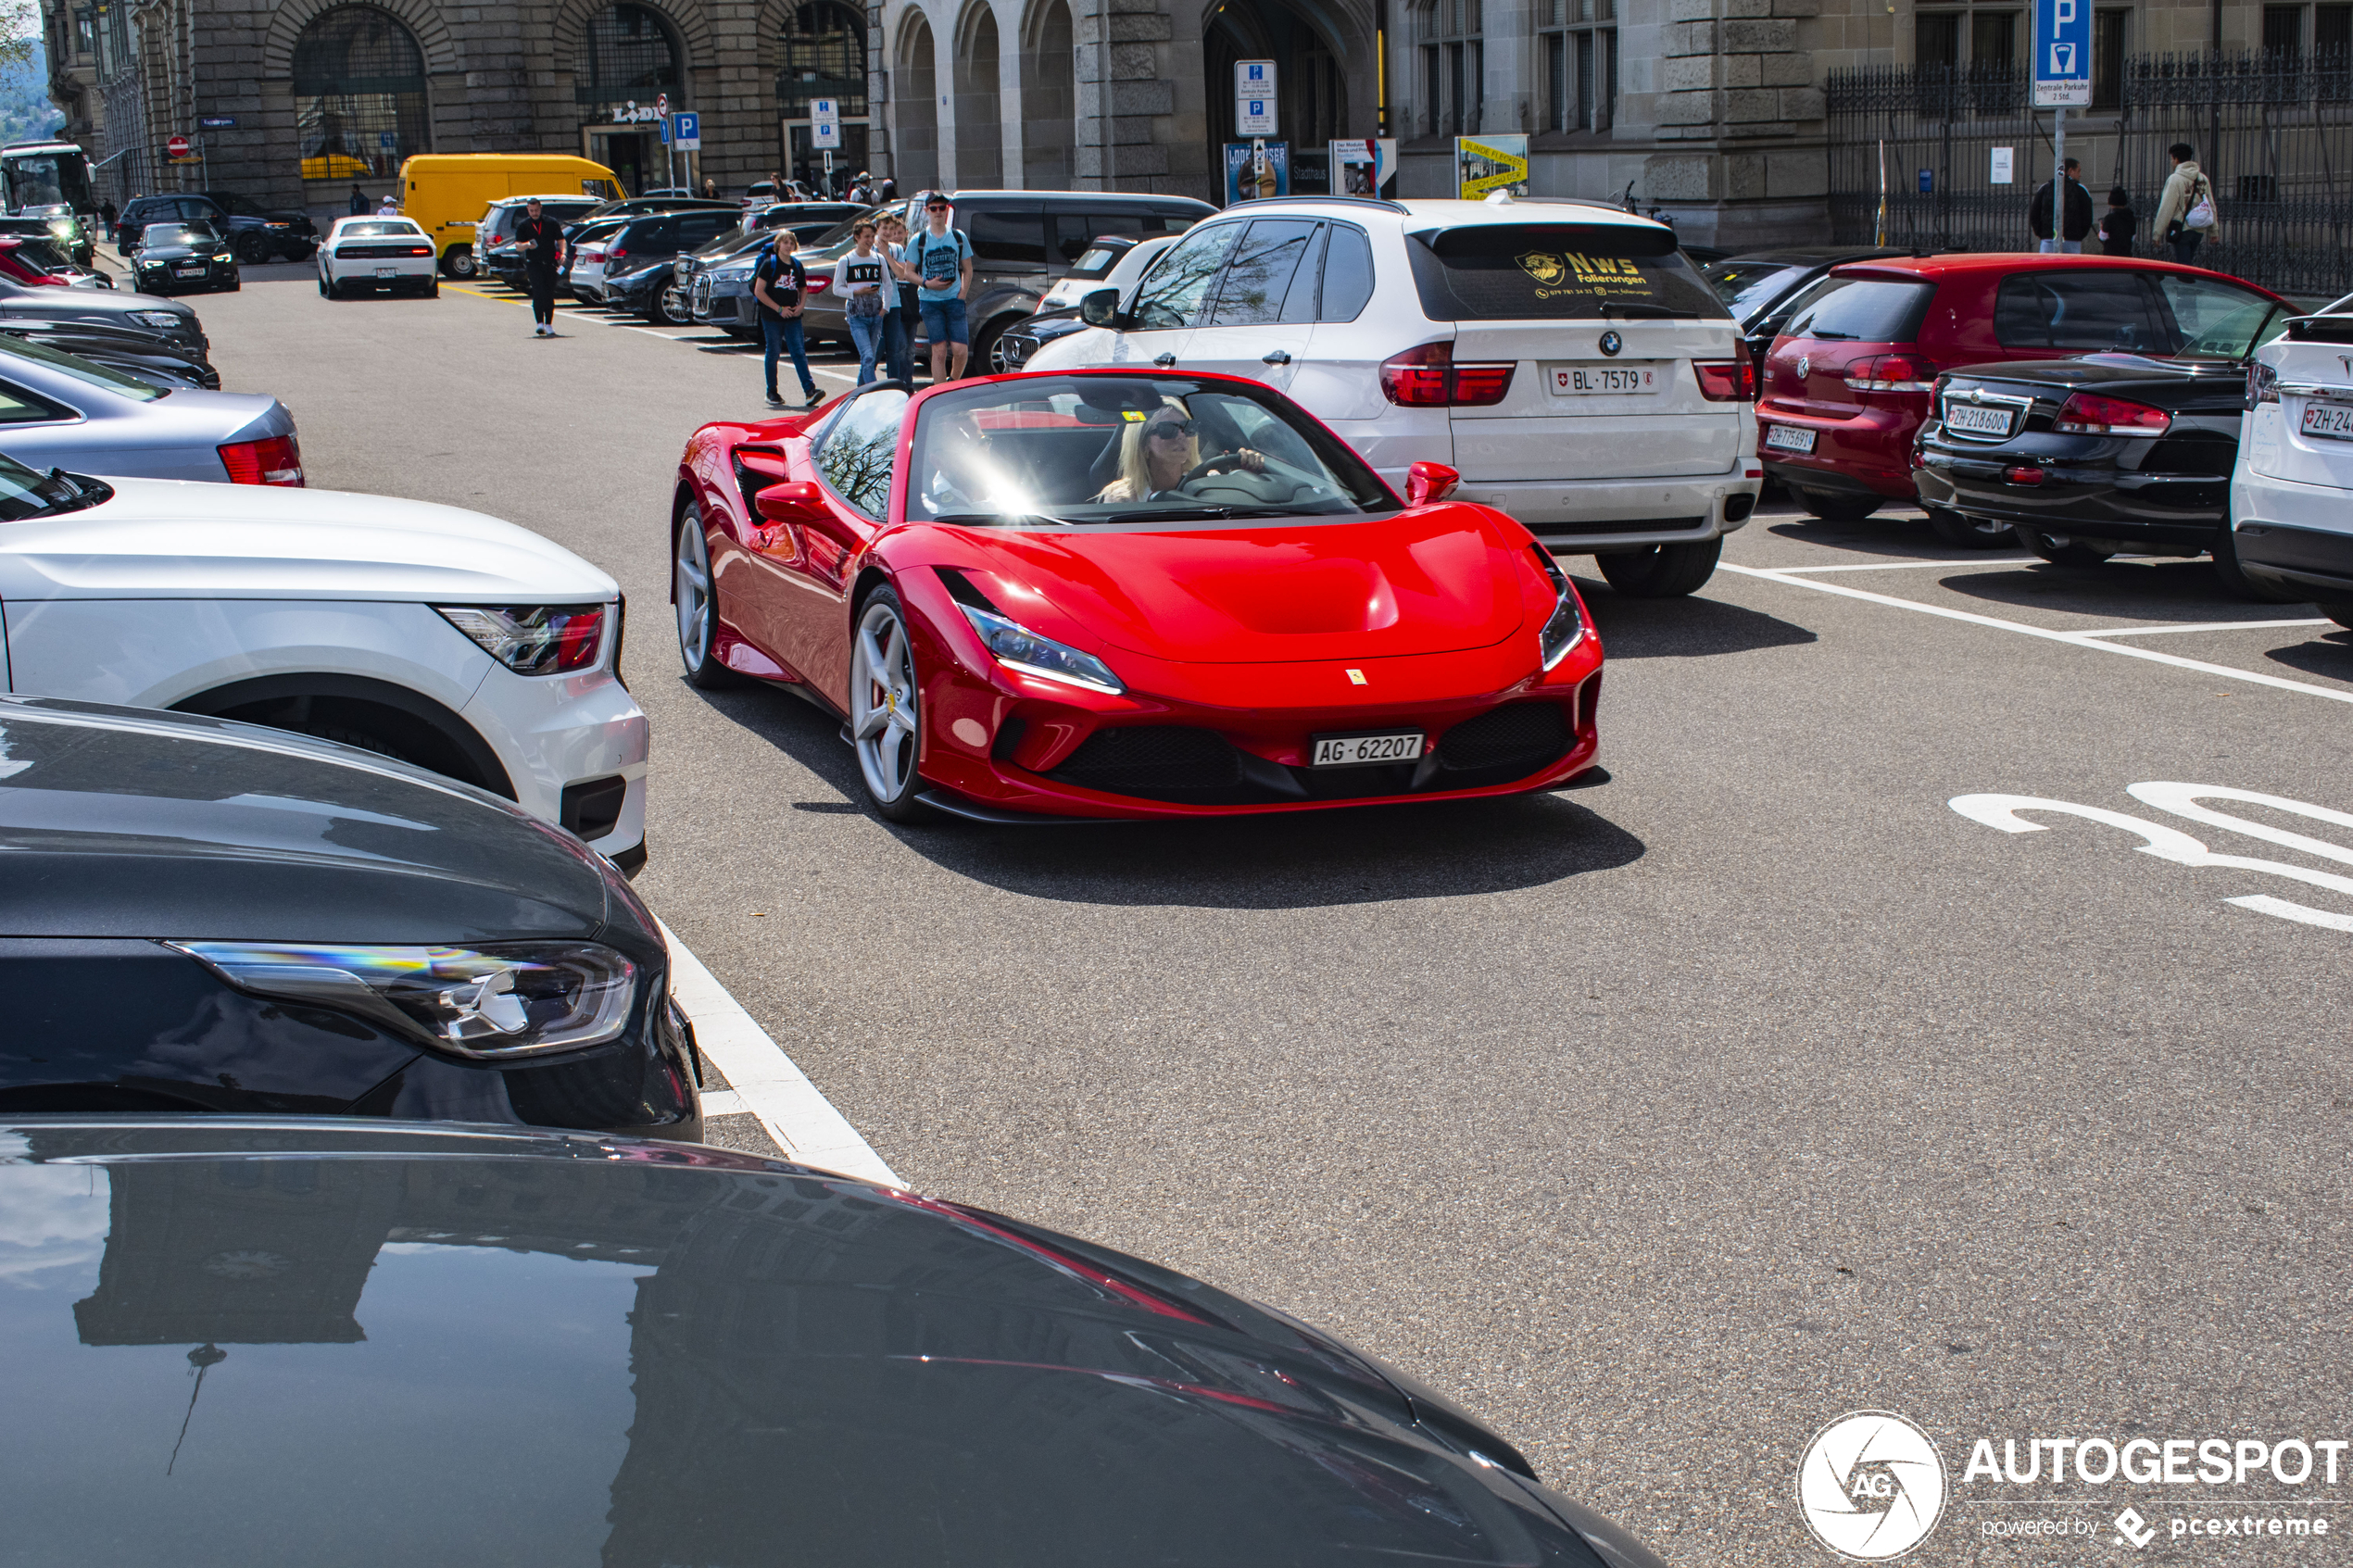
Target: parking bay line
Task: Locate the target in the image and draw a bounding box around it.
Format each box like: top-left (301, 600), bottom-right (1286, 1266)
top-left (1718, 561), bottom-right (2353, 707)
top-left (2078, 618), bottom-right (2334, 636)
top-left (655, 916), bottom-right (901, 1186)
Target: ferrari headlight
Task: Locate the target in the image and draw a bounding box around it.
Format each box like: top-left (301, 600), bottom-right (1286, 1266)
top-left (1534, 547), bottom-right (1583, 670)
top-left (959, 603), bottom-right (1124, 694)
top-left (172, 940), bottom-right (638, 1059)
top-left (126, 309), bottom-right (180, 328)
top-left (436, 603), bottom-right (608, 674)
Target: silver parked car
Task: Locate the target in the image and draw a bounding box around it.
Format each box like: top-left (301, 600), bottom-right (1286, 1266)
top-left (0, 333), bottom-right (300, 483)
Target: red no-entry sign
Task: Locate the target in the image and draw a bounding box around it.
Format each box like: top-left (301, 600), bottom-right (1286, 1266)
top-left (166, 133), bottom-right (191, 158)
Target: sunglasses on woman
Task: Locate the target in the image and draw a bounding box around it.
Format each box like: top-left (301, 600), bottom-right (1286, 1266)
top-left (1146, 420), bottom-right (1196, 439)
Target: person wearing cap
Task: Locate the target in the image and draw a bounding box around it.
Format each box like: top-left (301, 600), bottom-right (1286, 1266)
top-left (512, 196), bottom-right (566, 337)
top-left (911, 193), bottom-right (975, 383)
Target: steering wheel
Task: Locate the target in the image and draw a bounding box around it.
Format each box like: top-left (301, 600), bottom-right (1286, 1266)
top-left (1181, 450), bottom-right (1255, 485)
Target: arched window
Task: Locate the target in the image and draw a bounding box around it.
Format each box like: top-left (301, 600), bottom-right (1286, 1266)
top-left (580, 4), bottom-right (683, 104)
top-left (778, 1), bottom-right (867, 117)
top-left (291, 5), bottom-right (429, 182)
top-left (778, 2), bottom-right (869, 195)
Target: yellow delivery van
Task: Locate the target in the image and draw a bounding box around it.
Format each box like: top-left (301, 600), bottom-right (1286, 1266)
top-left (396, 154), bottom-right (621, 276)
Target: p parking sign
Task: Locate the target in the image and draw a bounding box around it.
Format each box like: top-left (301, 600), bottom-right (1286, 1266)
top-left (2032, 0), bottom-right (2091, 106)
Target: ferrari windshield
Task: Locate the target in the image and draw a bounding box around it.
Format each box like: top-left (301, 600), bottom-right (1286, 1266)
top-left (906, 376), bottom-right (1396, 527)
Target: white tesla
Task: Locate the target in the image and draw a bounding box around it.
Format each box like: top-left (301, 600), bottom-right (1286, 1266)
top-left (0, 456), bottom-right (648, 871)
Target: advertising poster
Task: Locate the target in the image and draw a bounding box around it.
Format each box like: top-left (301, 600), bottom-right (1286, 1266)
top-left (1330, 138), bottom-right (1399, 197)
top-left (1224, 140), bottom-right (1290, 205)
top-left (1455, 134), bottom-right (1529, 198)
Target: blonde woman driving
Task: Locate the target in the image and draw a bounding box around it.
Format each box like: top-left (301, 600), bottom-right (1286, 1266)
top-left (1097, 403), bottom-right (1265, 503)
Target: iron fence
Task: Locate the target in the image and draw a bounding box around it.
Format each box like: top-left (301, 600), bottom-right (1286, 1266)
top-left (1827, 52), bottom-right (2353, 299)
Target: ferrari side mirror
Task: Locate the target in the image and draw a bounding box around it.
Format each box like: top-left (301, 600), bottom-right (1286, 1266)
top-left (1079, 287), bottom-right (1125, 329)
top-left (1405, 460), bottom-right (1460, 507)
top-left (754, 480), bottom-right (825, 523)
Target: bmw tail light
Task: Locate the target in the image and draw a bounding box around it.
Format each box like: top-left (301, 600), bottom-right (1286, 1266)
top-left (1693, 343), bottom-right (1756, 401)
top-left (1378, 341), bottom-right (1516, 407)
top-left (1843, 353), bottom-right (1939, 393)
top-left (436, 604), bottom-right (609, 674)
top-left (218, 433), bottom-right (304, 486)
top-left (2053, 392), bottom-right (2171, 436)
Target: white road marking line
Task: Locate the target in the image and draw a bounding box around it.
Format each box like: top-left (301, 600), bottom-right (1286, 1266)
top-left (657, 917), bottom-right (900, 1186)
top-left (1719, 561), bottom-right (2353, 706)
top-left (1771, 558), bottom-right (2045, 572)
top-left (2078, 618), bottom-right (2334, 636)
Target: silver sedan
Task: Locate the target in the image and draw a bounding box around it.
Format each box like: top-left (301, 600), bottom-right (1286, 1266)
top-left (0, 333), bottom-right (299, 483)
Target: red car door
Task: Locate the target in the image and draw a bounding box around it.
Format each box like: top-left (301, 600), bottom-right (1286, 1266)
top-left (772, 388), bottom-right (909, 702)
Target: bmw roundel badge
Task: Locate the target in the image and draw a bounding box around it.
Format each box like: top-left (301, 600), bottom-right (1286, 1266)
top-left (1598, 331), bottom-right (1623, 358)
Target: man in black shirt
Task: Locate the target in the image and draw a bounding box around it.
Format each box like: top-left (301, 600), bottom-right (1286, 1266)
top-left (512, 198), bottom-right (566, 337)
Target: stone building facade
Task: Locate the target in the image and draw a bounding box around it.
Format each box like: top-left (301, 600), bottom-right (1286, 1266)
top-left (39, 0), bottom-right (2307, 247)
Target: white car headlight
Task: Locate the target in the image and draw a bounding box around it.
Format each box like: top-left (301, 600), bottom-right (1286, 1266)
top-left (437, 603), bottom-right (609, 674)
top-left (959, 603), bottom-right (1124, 694)
top-left (172, 941), bottom-right (638, 1059)
top-left (126, 309), bottom-right (180, 328)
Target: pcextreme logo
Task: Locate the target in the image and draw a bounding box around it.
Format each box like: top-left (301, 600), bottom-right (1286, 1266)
top-left (1796, 1411), bottom-right (1950, 1561)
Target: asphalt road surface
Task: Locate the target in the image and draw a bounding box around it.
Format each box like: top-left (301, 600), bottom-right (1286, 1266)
top-left (196, 264), bottom-right (2351, 1565)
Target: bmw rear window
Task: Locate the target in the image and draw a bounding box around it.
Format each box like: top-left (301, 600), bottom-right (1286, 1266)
top-left (1404, 223), bottom-right (1728, 320)
top-left (1778, 275), bottom-right (1937, 344)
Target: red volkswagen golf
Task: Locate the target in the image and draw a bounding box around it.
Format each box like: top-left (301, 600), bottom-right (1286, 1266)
top-left (670, 369), bottom-right (1605, 822)
top-left (1757, 254), bottom-right (2288, 545)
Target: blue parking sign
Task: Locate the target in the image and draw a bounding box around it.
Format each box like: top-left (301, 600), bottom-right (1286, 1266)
top-left (2033, 0), bottom-right (2091, 106)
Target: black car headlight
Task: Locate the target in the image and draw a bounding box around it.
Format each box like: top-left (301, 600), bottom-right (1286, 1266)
top-left (1533, 547), bottom-right (1583, 670)
top-left (172, 940), bottom-right (639, 1058)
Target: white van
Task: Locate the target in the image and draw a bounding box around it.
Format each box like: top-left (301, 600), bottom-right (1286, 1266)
top-left (1029, 195), bottom-right (1761, 596)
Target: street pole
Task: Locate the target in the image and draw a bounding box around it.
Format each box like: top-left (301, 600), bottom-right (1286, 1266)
top-left (2054, 105), bottom-right (2066, 249)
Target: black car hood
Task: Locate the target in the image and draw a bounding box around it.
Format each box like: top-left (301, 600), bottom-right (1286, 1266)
top-left (0, 697), bottom-right (610, 942)
top-left (0, 1118), bottom-right (1622, 1568)
top-left (1944, 353), bottom-right (2249, 408)
top-left (132, 243), bottom-right (220, 263)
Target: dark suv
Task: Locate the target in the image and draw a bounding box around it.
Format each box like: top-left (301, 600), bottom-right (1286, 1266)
top-left (792, 190), bottom-right (1213, 370)
top-left (589, 207), bottom-right (748, 318)
top-left (112, 193), bottom-right (315, 263)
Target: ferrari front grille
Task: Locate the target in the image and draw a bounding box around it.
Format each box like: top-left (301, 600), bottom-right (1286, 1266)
top-left (1050, 726), bottom-right (1242, 796)
top-left (1439, 702), bottom-right (1572, 774)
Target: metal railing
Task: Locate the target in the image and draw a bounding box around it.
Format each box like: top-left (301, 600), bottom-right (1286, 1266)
top-left (1827, 52), bottom-right (2353, 298)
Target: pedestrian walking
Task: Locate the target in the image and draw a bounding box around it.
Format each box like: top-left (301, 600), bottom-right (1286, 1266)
top-left (836, 220), bottom-right (890, 384)
top-left (348, 182), bottom-right (369, 216)
top-left (754, 227), bottom-right (822, 408)
top-left (880, 175), bottom-right (897, 202)
top-left (2030, 157), bottom-right (2094, 253)
top-left (512, 196), bottom-right (566, 337)
top-left (2153, 144), bottom-right (2219, 266)
top-left (880, 212), bottom-right (918, 383)
top-left (910, 193), bottom-right (975, 383)
top-left (2097, 187), bottom-right (2138, 256)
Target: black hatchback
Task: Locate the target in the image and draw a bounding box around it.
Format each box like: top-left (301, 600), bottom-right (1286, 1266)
top-left (0, 1115), bottom-right (1669, 1568)
top-left (0, 697), bottom-right (700, 1137)
top-left (127, 220), bottom-right (238, 295)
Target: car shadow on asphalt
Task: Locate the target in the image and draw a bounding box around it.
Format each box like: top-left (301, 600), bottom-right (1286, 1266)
top-left (1573, 585), bottom-right (1818, 658)
top-left (681, 675), bottom-right (1648, 909)
top-left (2264, 632), bottom-right (2353, 684)
top-left (1761, 513), bottom-right (1962, 559)
top-left (1933, 558), bottom-right (2281, 621)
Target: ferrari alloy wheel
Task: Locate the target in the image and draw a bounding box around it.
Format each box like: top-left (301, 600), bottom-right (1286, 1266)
top-left (849, 588), bottom-right (933, 823)
top-left (673, 504), bottom-right (741, 690)
top-left (1925, 506), bottom-right (2014, 548)
top-left (2018, 528), bottom-right (2115, 568)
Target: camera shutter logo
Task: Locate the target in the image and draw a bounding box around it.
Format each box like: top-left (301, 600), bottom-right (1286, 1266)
top-left (1795, 1411), bottom-right (1947, 1560)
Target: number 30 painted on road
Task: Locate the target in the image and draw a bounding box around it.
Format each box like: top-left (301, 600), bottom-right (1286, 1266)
top-left (1950, 783), bottom-right (2353, 934)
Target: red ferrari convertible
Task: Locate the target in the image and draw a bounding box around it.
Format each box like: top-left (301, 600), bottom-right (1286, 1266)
top-left (669, 369), bottom-right (1604, 822)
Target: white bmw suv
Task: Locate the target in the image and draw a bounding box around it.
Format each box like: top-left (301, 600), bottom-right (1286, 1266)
top-left (1027, 194), bottom-right (1761, 596)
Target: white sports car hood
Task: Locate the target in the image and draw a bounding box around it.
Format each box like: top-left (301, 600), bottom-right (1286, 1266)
top-left (0, 478), bottom-right (617, 602)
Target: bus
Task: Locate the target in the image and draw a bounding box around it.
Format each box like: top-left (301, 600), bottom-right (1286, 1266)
top-left (0, 142), bottom-right (99, 265)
